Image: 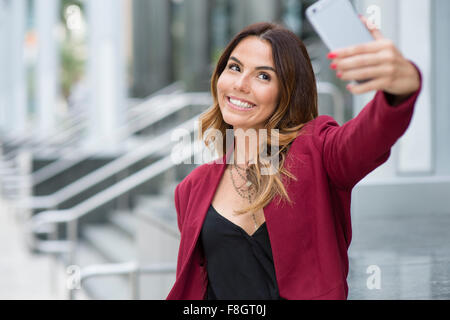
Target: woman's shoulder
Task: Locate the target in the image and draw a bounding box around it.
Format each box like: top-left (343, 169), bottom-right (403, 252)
top-left (290, 115), bottom-right (341, 152)
top-left (175, 156), bottom-right (223, 194)
top-left (304, 114), bottom-right (340, 133)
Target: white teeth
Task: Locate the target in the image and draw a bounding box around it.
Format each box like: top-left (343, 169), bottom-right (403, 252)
top-left (229, 97), bottom-right (255, 109)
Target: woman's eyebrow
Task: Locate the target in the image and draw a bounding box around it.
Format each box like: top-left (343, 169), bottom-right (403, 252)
top-left (229, 56), bottom-right (276, 72)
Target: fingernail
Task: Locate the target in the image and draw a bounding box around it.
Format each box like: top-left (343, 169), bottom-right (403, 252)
top-left (337, 72), bottom-right (342, 78)
top-left (346, 84), bottom-right (352, 91)
top-left (327, 52), bottom-right (338, 59)
top-left (330, 63), bottom-right (337, 70)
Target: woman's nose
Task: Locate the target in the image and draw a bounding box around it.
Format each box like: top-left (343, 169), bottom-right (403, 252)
top-left (233, 74), bottom-right (250, 93)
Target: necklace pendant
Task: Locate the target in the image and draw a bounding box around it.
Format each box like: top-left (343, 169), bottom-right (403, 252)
top-left (252, 213), bottom-right (258, 231)
top-left (245, 180), bottom-right (252, 187)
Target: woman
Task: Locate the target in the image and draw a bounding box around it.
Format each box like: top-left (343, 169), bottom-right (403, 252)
top-left (167, 19), bottom-right (422, 300)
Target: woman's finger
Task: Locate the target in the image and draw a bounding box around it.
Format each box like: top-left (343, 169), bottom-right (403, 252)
top-left (329, 38), bottom-right (390, 59)
top-left (338, 64), bottom-right (393, 82)
top-left (332, 52), bottom-right (386, 72)
top-left (346, 77), bottom-right (389, 95)
top-left (359, 14), bottom-right (384, 40)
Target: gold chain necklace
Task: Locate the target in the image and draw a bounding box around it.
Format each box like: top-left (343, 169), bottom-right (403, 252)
top-left (229, 164), bottom-right (258, 231)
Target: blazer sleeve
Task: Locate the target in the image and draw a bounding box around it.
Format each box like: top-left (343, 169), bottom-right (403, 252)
top-left (174, 183), bottom-right (183, 233)
top-left (314, 63), bottom-right (423, 190)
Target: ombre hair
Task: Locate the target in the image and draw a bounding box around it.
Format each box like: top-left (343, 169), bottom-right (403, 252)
top-left (199, 22), bottom-right (318, 215)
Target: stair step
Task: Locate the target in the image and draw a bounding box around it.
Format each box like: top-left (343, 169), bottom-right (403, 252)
top-left (135, 195), bottom-right (172, 211)
top-left (109, 210), bottom-right (136, 238)
top-left (160, 181), bottom-right (179, 199)
top-left (81, 224), bottom-right (136, 263)
top-left (134, 195), bottom-right (178, 238)
top-left (74, 241), bottom-right (131, 300)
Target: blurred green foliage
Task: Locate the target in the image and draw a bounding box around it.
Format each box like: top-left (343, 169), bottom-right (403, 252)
top-left (60, 40), bottom-right (84, 99)
top-left (60, 0), bottom-right (84, 23)
top-left (60, 0), bottom-right (85, 99)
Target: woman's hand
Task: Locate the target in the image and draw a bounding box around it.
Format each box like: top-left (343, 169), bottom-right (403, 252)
top-left (328, 15), bottom-right (421, 98)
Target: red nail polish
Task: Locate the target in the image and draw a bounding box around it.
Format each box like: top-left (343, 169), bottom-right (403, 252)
top-left (327, 52), bottom-right (338, 59)
top-left (337, 72), bottom-right (342, 78)
top-left (330, 63), bottom-right (337, 70)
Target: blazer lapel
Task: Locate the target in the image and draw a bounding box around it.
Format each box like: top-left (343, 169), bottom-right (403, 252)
top-left (180, 149), bottom-right (233, 273)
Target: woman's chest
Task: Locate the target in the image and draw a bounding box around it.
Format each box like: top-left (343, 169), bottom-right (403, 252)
top-left (210, 169), bottom-right (265, 236)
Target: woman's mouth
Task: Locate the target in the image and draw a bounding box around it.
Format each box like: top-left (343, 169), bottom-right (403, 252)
top-left (226, 96), bottom-right (257, 111)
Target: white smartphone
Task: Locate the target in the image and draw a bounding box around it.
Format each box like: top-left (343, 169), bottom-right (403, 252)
top-left (306, 0), bottom-right (375, 84)
top-left (306, 0), bottom-right (374, 51)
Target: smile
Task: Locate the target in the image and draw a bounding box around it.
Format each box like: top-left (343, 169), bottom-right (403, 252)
top-left (226, 96), bottom-right (257, 111)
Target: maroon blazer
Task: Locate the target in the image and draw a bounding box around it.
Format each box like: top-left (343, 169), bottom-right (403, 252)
top-left (167, 70), bottom-right (422, 300)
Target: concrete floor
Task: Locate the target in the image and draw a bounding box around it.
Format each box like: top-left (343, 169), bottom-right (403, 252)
top-left (2, 195), bottom-right (449, 300)
top-left (0, 199), bottom-right (66, 299)
top-left (347, 211), bottom-right (450, 299)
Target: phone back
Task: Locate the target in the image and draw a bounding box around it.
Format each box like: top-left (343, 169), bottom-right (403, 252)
top-left (306, 0), bottom-right (374, 51)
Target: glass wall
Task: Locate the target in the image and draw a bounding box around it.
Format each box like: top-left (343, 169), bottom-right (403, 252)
top-left (128, 0), bottom-right (351, 120)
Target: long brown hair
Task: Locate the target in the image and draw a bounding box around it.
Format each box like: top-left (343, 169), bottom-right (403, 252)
top-left (199, 22), bottom-right (318, 215)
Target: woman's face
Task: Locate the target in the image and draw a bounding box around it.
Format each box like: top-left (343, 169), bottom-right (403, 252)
top-left (217, 36), bottom-right (280, 131)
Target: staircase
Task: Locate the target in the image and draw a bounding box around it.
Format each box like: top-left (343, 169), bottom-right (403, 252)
top-left (1, 88), bottom-right (210, 300)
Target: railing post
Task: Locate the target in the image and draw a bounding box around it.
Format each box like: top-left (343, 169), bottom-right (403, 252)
top-left (67, 219), bottom-right (78, 266)
top-left (48, 224), bottom-right (59, 297)
top-left (130, 268), bottom-right (139, 300)
top-left (16, 149), bottom-right (32, 221)
top-left (67, 219), bottom-right (78, 300)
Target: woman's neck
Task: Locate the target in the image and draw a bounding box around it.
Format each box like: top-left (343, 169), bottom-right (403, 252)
top-left (232, 127), bottom-right (261, 167)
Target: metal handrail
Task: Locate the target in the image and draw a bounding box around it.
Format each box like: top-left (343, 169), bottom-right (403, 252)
top-left (18, 111), bottom-right (205, 211)
top-left (2, 109), bottom-right (87, 147)
top-left (126, 81), bottom-right (184, 119)
top-left (3, 82), bottom-right (182, 147)
top-left (24, 92), bottom-right (210, 187)
top-left (1, 92), bottom-right (210, 202)
top-left (26, 140), bottom-right (201, 302)
top-left (317, 81), bottom-right (346, 125)
top-left (1, 112), bottom-right (88, 159)
top-left (23, 94), bottom-right (175, 186)
top-left (127, 92), bottom-right (211, 132)
top-left (74, 261), bottom-right (177, 300)
top-left (27, 138), bottom-right (201, 260)
top-left (1, 82), bottom-right (184, 160)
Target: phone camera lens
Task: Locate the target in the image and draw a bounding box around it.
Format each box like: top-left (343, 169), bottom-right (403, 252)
top-left (313, 8), bottom-right (317, 13)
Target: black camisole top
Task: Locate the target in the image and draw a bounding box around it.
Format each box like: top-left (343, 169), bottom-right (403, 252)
top-left (200, 204), bottom-right (283, 300)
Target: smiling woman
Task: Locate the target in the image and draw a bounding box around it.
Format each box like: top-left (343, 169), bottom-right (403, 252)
top-left (200, 23), bottom-right (318, 218)
top-left (218, 37), bottom-right (279, 127)
top-left (167, 21), bottom-right (422, 300)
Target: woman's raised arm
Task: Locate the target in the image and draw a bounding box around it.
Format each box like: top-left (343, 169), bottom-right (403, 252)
top-left (313, 16), bottom-right (423, 190)
top-left (328, 15), bottom-right (421, 103)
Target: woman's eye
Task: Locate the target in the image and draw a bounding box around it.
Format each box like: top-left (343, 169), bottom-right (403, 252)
top-left (258, 73), bottom-right (271, 81)
top-left (228, 64), bottom-right (240, 72)
top-left (227, 63), bottom-right (270, 81)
